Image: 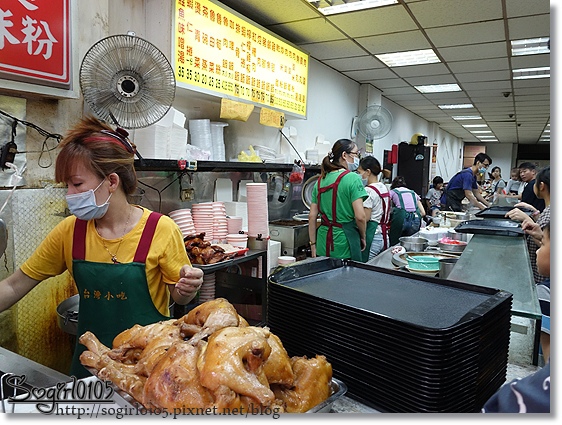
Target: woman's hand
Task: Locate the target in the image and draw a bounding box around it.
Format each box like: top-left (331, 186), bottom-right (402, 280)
top-left (521, 218), bottom-right (543, 244)
top-left (505, 207), bottom-right (530, 223)
top-left (172, 265), bottom-right (204, 303)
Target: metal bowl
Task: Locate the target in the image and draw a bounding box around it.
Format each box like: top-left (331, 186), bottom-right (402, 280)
top-left (56, 294), bottom-right (79, 335)
top-left (399, 236), bottom-right (429, 252)
top-left (438, 240), bottom-right (467, 253)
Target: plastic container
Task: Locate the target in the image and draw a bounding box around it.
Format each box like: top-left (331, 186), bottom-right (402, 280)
top-left (406, 255), bottom-right (440, 271)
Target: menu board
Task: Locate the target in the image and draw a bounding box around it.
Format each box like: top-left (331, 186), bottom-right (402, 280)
top-left (173, 0), bottom-right (309, 118)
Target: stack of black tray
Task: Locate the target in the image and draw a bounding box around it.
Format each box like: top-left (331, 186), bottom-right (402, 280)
top-left (267, 258), bottom-right (512, 413)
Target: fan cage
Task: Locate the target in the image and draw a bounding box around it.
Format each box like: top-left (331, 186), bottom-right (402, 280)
top-left (80, 34), bottom-right (176, 129)
top-left (357, 105), bottom-right (393, 140)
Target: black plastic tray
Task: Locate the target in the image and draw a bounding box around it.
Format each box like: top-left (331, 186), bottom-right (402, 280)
top-left (475, 205), bottom-right (533, 219)
top-left (454, 219), bottom-right (524, 237)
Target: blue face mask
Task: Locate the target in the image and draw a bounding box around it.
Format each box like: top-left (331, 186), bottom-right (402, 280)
top-left (347, 156), bottom-right (360, 172)
top-left (479, 167), bottom-right (487, 174)
top-left (361, 178), bottom-right (368, 187)
top-left (66, 179), bottom-right (112, 221)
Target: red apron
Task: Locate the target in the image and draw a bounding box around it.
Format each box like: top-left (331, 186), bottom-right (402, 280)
top-left (369, 184), bottom-right (391, 250)
top-left (317, 170), bottom-right (349, 257)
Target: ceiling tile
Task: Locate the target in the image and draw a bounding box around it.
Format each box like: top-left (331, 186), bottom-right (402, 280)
top-left (455, 70), bottom-right (510, 83)
top-left (298, 39), bottom-right (367, 60)
top-left (322, 56), bottom-right (386, 72)
top-left (448, 58), bottom-right (509, 73)
top-left (425, 21), bottom-right (506, 48)
top-left (367, 78), bottom-right (411, 89)
top-left (327, 4), bottom-right (417, 38)
top-left (218, 0), bottom-right (319, 26)
top-left (511, 54), bottom-right (550, 69)
top-left (508, 15), bottom-right (550, 40)
top-left (505, 0), bottom-right (550, 18)
top-left (407, 0), bottom-right (503, 28)
top-left (356, 30), bottom-right (430, 54)
top-left (343, 68), bottom-right (397, 81)
top-left (439, 42), bottom-right (508, 62)
top-left (268, 18), bottom-right (345, 44)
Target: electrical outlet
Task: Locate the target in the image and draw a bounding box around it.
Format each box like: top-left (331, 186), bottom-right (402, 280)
top-left (180, 188), bottom-right (195, 201)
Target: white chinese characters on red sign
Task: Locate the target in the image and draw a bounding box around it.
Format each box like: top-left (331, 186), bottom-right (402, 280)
top-left (0, 0), bottom-right (71, 88)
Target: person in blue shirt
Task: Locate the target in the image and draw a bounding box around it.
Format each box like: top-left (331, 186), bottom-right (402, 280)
top-left (444, 153), bottom-right (492, 212)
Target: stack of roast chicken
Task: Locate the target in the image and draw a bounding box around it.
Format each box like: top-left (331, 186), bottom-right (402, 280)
top-left (184, 233), bottom-right (238, 265)
top-left (79, 298), bottom-right (333, 413)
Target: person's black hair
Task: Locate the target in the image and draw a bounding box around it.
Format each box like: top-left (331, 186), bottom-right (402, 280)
top-left (488, 166), bottom-right (501, 179)
top-left (359, 155), bottom-right (382, 175)
top-left (432, 176), bottom-right (444, 186)
top-left (535, 165), bottom-right (550, 193)
top-left (320, 138), bottom-right (356, 178)
top-left (518, 162), bottom-right (536, 171)
top-left (473, 153), bottom-right (492, 166)
top-left (390, 176), bottom-right (407, 189)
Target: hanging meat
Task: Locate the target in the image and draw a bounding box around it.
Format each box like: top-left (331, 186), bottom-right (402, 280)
top-left (79, 298), bottom-right (333, 413)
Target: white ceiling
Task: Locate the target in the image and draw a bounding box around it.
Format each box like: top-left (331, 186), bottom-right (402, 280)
top-left (217, 0), bottom-right (550, 145)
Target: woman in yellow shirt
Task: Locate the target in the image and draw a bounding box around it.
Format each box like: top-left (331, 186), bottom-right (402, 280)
top-left (0, 116), bottom-right (203, 377)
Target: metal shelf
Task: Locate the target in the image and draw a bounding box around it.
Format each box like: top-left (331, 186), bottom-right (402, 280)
top-left (134, 159), bottom-right (320, 173)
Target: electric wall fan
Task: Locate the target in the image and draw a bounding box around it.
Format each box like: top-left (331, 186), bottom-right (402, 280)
top-left (356, 104), bottom-right (393, 141)
top-left (79, 33), bottom-right (176, 129)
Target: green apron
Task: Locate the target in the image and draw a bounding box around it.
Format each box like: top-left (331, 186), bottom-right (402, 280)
top-left (317, 171), bottom-right (364, 261)
top-left (389, 189), bottom-right (421, 246)
top-left (360, 220), bottom-right (379, 263)
top-left (70, 213), bottom-right (169, 378)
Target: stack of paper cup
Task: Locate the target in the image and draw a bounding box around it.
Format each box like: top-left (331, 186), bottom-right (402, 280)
top-left (227, 216), bottom-right (243, 234)
top-left (246, 183), bottom-right (269, 238)
top-left (210, 122), bottom-right (228, 161)
top-left (192, 202), bottom-right (214, 241)
top-left (226, 233), bottom-right (248, 249)
top-left (189, 119), bottom-right (213, 157)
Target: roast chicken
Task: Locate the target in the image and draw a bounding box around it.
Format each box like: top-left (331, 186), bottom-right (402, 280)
top-left (184, 233), bottom-right (237, 265)
top-left (79, 298), bottom-right (333, 413)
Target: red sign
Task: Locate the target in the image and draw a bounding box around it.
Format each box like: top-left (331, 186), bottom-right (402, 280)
top-left (0, 0), bottom-right (71, 88)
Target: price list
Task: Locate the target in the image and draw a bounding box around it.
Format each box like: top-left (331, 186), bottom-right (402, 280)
top-left (174, 0), bottom-right (308, 117)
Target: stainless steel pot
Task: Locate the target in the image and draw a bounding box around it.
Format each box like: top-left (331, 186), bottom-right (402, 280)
top-left (447, 230), bottom-right (468, 242)
top-left (399, 236), bottom-right (429, 252)
top-left (56, 294), bottom-right (79, 335)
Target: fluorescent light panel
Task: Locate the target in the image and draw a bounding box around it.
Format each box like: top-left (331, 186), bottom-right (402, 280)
top-left (462, 124), bottom-right (488, 128)
top-left (376, 49), bottom-right (440, 67)
top-left (511, 37), bottom-right (550, 56)
top-left (311, 0), bottom-right (398, 16)
top-left (471, 131), bottom-right (492, 134)
top-left (415, 84), bottom-right (461, 93)
top-left (439, 104), bottom-right (474, 109)
top-left (452, 115), bottom-right (482, 120)
top-left (513, 67), bottom-right (550, 80)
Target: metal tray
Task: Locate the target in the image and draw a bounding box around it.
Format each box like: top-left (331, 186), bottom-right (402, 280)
top-left (475, 206), bottom-right (533, 219)
top-left (86, 368), bottom-right (346, 414)
top-left (454, 219), bottom-right (524, 237)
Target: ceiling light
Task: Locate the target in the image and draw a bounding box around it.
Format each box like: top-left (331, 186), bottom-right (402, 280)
top-left (462, 124), bottom-right (488, 128)
top-left (415, 84), bottom-right (461, 93)
top-left (375, 49), bottom-right (440, 67)
top-left (477, 135), bottom-right (496, 138)
top-left (439, 104), bottom-right (474, 109)
top-left (452, 115), bottom-right (481, 120)
top-left (511, 37), bottom-right (550, 56)
top-left (513, 67), bottom-right (550, 80)
top-left (471, 131), bottom-right (492, 134)
top-left (310, 0), bottom-right (398, 16)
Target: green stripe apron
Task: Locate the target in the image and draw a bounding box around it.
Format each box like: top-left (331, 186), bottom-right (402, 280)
top-left (70, 212), bottom-right (169, 378)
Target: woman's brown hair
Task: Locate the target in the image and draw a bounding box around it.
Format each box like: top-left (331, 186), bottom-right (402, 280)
top-left (55, 116), bottom-right (138, 195)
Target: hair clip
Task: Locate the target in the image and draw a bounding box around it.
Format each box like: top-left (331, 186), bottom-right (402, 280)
top-left (328, 150), bottom-right (334, 159)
